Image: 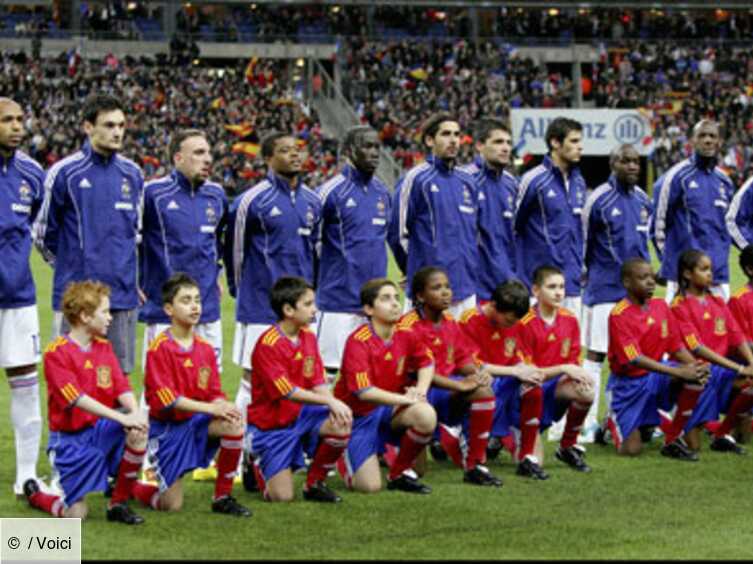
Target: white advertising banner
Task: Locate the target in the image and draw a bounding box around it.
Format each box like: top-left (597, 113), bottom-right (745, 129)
top-left (510, 109), bottom-right (654, 156)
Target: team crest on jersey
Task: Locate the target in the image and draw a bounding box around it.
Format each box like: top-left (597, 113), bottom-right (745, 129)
top-left (719, 185), bottom-right (727, 198)
top-left (507, 195), bottom-right (514, 209)
top-left (446, 345), bottom-right (455, 366)
top-left (96, 366), bottom-right (112, 388)
top-left (504, 338), bottom-right (516, 358)
top-left (303, 356), bottom-right (315, 378)
top-left (18, 181), bottom-right (32, 203)
top-left (463, 186), bottom-right (472, 205)
top-left (661, 319), bottom-right (668, 338)
top-left (121, 179), bottom-right (131, 199)
top-left (376, 198), bottom-right (386, 216)
top-left (714, 317), bottom-right (726, 335)
top-left (205, 205), bottom-right (217, 224)
top-left (306, 207), bottom-right (315, 226)
top-left (640, 207), bottom-right (649, 224)
top-left (560, 338), bottom-right (571, 358)
top-left (396, 356), bottom-right (406, 375)
top-left (198, 367), bottom-right (211, 390)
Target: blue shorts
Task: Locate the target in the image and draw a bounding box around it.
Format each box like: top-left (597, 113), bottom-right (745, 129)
top-left (343, 405), bottom-right (403, 477)
top-left (148, 414), bottom-right (218, 492)
top-left (607, 370), bottom-right (674, 447)
top-left (501, 376), bottom-right (567, 434)
top-left (428, 376), bottom-right (469, 427)
top-left (47, 419), bottom-right (126, 507)
top-left (684, 365), bottom-right (737, 432)
top-left (246, 405), bottom-right (329, 482)
top-left (540, 375), bottom-right (569, 431)
top-left (490, 377), bottom-right (521, 438)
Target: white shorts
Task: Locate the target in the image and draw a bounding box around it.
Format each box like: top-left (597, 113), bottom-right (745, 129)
top-left (0, 305), bottom-right (40, 368)
top-left (142, 320), bottom-right (223, 371)
top-left (581, 302), bottom-right (616, 354)
top-left (232, 322), bottom-right (272, 370)
top-left (664, 281), bottom-right (729, 304)
top-left (403, 294), bottom-right (477, 320)
top-left (316, 311), bottom-right (368, 370)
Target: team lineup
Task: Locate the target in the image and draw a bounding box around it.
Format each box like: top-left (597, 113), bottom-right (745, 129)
top-left (3, 91), bottom-right (753, 525)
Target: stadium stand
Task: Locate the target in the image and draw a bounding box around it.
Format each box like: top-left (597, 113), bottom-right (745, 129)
top-left (0, 52), bottom-right (338, 195)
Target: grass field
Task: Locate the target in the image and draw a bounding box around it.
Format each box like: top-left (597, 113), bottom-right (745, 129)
top-left (2, 248), bottom-right (753, 560)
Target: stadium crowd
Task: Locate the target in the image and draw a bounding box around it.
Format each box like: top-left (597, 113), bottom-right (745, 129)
top-left (0, 50), bottom-right (337, 194)
top-left (6, 3), bottom-right (753, 42)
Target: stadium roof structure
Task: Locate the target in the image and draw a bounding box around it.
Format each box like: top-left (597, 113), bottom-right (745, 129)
top-left (214, 0), bottom-right (753, 8)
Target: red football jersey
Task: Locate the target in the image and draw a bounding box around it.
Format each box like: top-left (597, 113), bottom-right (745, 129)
top-left (518, 307), bottom-right (580, 367)
top-left (43, 335), bottom-right (131, 432)
top-left (728, 284), bottom-right (753, 344)
top-left (334, 323), bottom-right (434, 417)
top-left (249, 325), bottom-right (326, 430)
top-left (145, 330), bottom-right (225, 422)
top-left (608, 298), bottom-right (684, 377)
top-left (458, 305), bottom-right (525, 366)
top-left (398, 310), bottom-right (478, 377)
top-left (671, 293), bottom-right (744, 357)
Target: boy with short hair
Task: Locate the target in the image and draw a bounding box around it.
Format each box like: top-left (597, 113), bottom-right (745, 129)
top-left (133, 273), bottom-right (250, 517)
top-left (459, 280), bottom-right (548, 479)
top-left (518, 266), bottom-right (595, 473)
top-left (247, 277), bottom-right (352, 503)
top-left (606, 258), bottom-right (709, 458)
top-left (24, 281), bottom-right (148, 524)
top-left (335, 278), bottom-right (437, 494)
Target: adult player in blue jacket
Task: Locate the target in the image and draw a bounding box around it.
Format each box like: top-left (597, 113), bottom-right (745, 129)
top-left (34, 93), bottom-right (144, 376)
top-left (725, 173), bottom-right (753, 254)
top-left (224, 131), bottom-right (322, 444)
top-left (514, 117), bottom-right (587, 318)
top-left (315, 126), bottom-right (390, 374)
top-left (139, 129), bottom-right (227, 369)
top-left (651, 120), bottom-right (734, 303)
top-left (458, 118), bottom-right (518, 302)
top-left (388, 112), bottom-right (480, 318)
top-left (0, 98), bottom-right (45, 497)
top-left (581, 144), bottom-right (652, 442)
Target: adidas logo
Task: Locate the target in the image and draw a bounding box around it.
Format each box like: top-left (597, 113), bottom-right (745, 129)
top-left (478, 192), bottom-right (486, 201)
top-left (611, 207), bottom-right (622, 217)
top-left (269, 206), bottom-right (282, 217)
top-left (689, 180), bottom-right (699, 189)
top-left (345, 197), bottom-right (357, 208)
top-left (167, 200), bottom-right (179, 210)
top-left (546, 189), bottom-right (557, 198)
top-left (79, 178), bottom-right (92, 188)
top-left (430, 184), bottom-right (440, 193)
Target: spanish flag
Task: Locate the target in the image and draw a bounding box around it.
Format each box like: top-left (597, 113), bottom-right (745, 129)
top-left (225, 122), bottom-right (254, 138)
top-left (210, 97), bottom-right (225, 109)
top-left (244, 57), bottom-right (259, 83)
top-left (232, 142), bottom-right (261, 158)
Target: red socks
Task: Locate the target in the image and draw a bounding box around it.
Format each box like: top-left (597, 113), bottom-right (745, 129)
top-left (388, 428), bottom-right (432, 480)
top-left (467, 398), bottom-right (495, 469)
top-left (214, 435), bottom-right (243, 500)
top-left (110, 445), bottom-right (146, 506)
top-left (715, 386), bottom-right (753, 438)
top-left (27, 490), bottom-right (64, 517)
top-left (665, 384), bottom-right (703, 445)
top-left (518, 385), bottom-right (543, 461)
top-left (306, 434), bottom-right (350, 488)
top-left (132, 482), bottom-right (160, 509)
top-left (561, 401), bottom-right (591, 449)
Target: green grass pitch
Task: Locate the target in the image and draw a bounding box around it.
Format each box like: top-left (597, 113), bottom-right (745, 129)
top-left (1, 248), bottom-right (753, 559)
